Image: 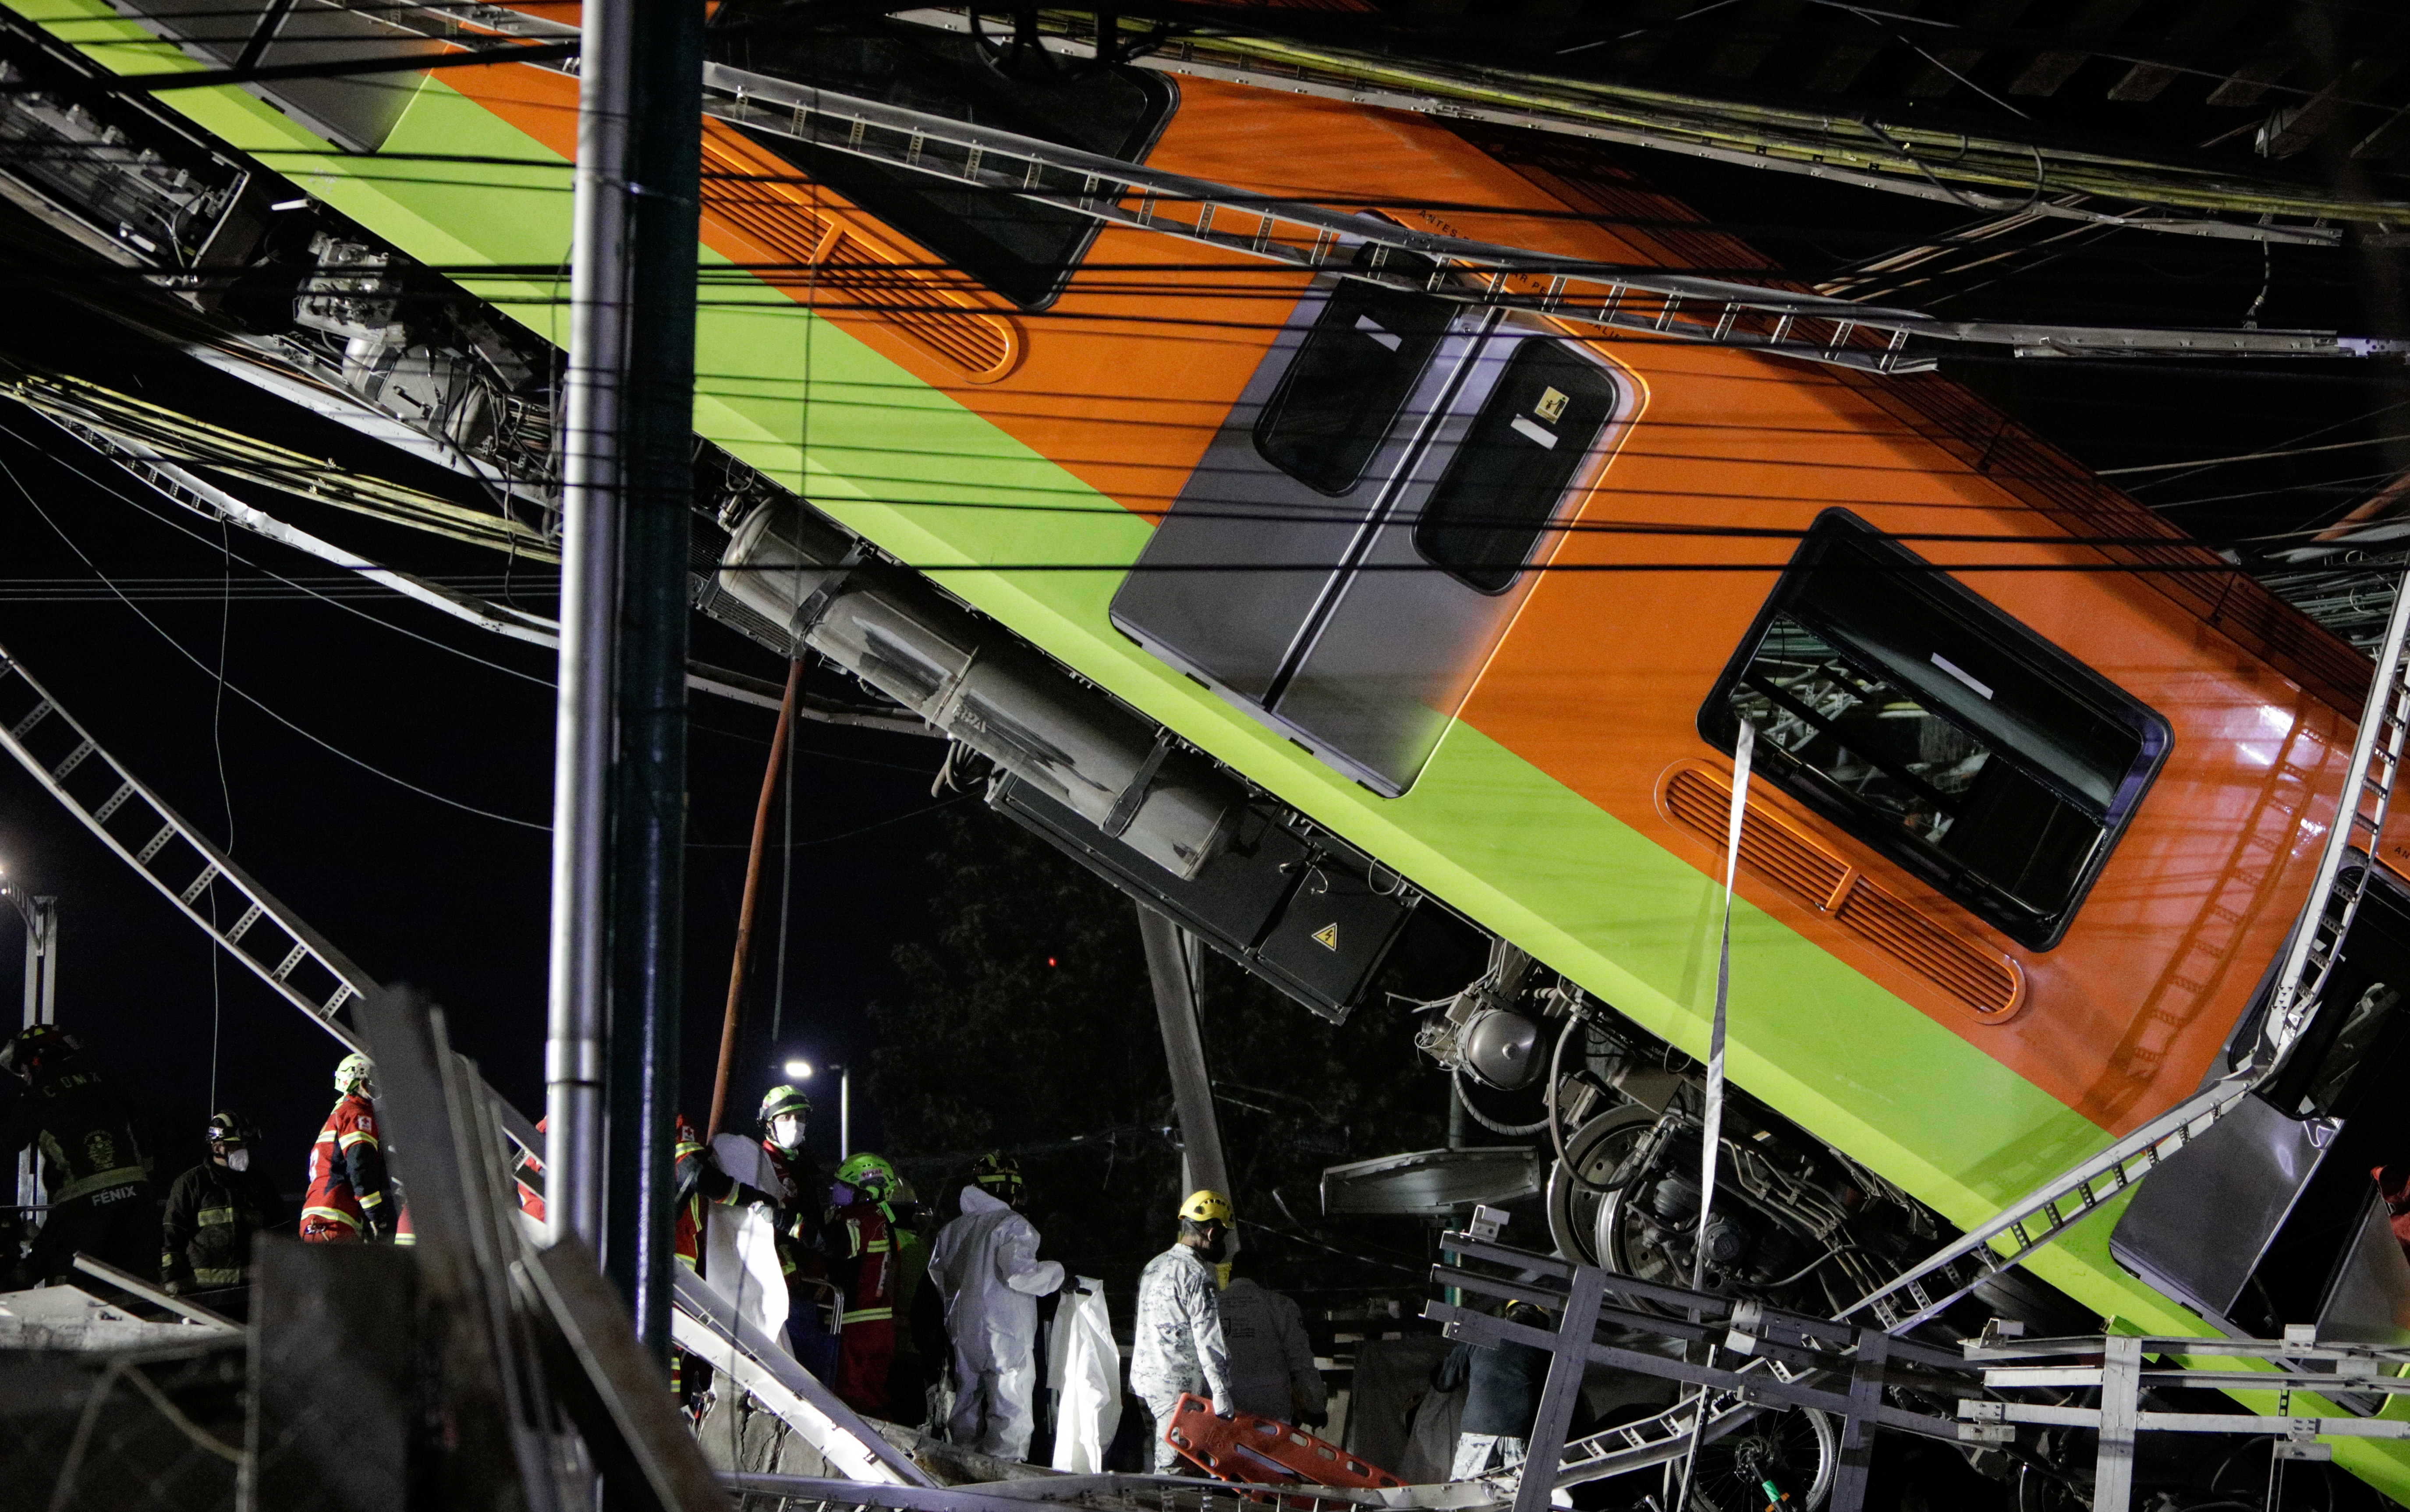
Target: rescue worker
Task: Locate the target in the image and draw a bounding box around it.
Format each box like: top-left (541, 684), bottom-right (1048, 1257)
top-left (1130, 1190), bottom-right (1237, 1472)
top-left (1218, 1248), bottom-right (1326, 1427)
top-left (928, 1152), bottom-right (1064, 1460)
top-left (754, 1083), bottom-right (837, 1363)
top-left (1435, 1298), bottom-right (1555, 1478)
top-left (160, 1111), bottom-right (286, 1309)
top-left (303, 1052), bottom-right (391, 1241)
top-left (829, 1151), bottom-right (902, 1417)
top-left (755, 1084), bottom-right (817, 1238)
top-left (0, 1025), bottom-right (157, 1285)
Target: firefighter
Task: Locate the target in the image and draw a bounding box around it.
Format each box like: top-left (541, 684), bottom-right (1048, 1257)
top-left (160, 1111), bottom-right (286, 1308)
top-left (756, 1083), bottom-right (816, 1229)
top-left (829, 1151), bottom-right (902, 1417)
top-left (0, 1025), bottom-right (157, 1285)
top-left (302, 1052), bottom-right (391, 1242)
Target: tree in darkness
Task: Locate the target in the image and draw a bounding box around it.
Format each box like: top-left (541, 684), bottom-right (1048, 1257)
top-left (867, 807), bottom-right (1461, 1299)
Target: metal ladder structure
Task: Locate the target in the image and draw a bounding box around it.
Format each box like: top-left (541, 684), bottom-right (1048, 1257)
top-left (691, 67), bottom-right (2410, 372)
top-left (376, 4), bottom-right (2410, 374)
top-left (0, 637), bottom-right (552, 1153)
top-left (0, 634), bottom-right (926, 1478)
top-left (0, 640), bottom-right (373, 1052)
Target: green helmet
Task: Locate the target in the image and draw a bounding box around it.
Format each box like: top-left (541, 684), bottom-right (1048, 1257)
top-left (759, 1084), bottom-right (812, 1123)
top-left (834, 1151), bottom-right (897, 1201)
top-left (334, 1052), bottom-right (376, 1098)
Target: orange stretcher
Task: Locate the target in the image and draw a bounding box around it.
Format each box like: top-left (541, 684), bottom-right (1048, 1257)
top-left (1162, 1394), bottom-right (1405, 1490)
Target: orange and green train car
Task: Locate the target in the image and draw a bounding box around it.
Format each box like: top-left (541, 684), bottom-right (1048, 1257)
top-left (14, 0), bottom-right (2410, 1494)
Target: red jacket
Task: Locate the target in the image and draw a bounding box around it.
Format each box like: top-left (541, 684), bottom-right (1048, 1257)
top-left (305, 1091), bottom-right (389, 1235)
top-left (833, 1200), bottom-right (895, 1325)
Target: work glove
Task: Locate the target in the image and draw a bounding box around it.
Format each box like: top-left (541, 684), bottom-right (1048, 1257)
top-left (1301, 1411), bottom-right (1328, 1431)
top-left (162, 1278), bottom-right (186, 1298)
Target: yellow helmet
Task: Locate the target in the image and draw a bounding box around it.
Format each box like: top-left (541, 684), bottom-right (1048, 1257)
top-left (1178, 1189), bottom-right (1235, 1225)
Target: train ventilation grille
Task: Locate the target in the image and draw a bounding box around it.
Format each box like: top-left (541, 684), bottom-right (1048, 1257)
top-left (1659, 763), bottom-right (2024, 1022)
top-left (700, 136), bottom-right (1020, 383)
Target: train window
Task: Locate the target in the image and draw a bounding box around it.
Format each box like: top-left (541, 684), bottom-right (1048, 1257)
top-left (1253, 257), bottom-right (1458, 496)
top-left (1413, 340), bottom-right (1619, 592)
top-left (707, 16), bottom-right (1177, 310)
top-left (1700, 511), bottom-right (2169, 950)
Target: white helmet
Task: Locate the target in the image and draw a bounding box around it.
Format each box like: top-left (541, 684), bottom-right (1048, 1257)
top-left (334, 1052), bottom-right (376, 1098)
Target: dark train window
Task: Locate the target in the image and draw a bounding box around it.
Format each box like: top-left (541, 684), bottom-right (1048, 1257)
top-left (707, 16), bottom-right (1176, 310)
top-left (1699, 511), bottom-right (2169, 950)
top-left (1414, 340), bottom-right (1619, 592)
top-left (1254, 255), bottom-right (1458, 496)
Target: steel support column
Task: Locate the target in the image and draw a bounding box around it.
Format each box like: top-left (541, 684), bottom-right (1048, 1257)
top-left (544, 0), bottom-right (702, 1368)
top-left (1140, 906), bottom-right (1229, 1204)
top-left (602, 0), bottom-right (703, 1363)
top-left (541, 0), bottom-right (631, 1255)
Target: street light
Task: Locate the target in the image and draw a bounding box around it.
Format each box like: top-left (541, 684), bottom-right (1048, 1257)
top-left (775, 1055), bottom-right (849, 1158)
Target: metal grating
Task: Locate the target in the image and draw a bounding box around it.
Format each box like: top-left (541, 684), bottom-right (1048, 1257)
top-left (1662, 764), bottom-right (2021, 1018)
top-left (699, 130), bottom-right (1020, 382)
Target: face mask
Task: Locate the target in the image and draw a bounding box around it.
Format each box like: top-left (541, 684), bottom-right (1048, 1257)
top-left (224, 1149), bottom-right (250, 1172)
top-left (769, 1116), bottom-right (804, 1151)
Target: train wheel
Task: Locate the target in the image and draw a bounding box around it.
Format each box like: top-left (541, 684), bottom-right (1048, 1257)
top-left (1545, 1104), bottom-right (1658, 1266)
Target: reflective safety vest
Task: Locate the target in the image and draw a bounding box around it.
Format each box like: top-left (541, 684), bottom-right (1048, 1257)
top-left (305, 1092), bottom-right (389, 1234)
top-left (834, 1200), bottom-right (894, 1326)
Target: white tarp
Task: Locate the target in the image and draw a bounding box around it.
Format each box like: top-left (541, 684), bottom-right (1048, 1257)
top-left (702, 1189), bottom-right (791, 1353)
top-left (1048, 1276), bottom-right (1121, 1473)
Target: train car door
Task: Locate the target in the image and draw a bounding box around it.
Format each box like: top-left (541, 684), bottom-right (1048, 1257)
top-left (1268, 325), bottom-right (1628, 795)
top-left (1111, 249), bottom-right (1492, 706)
top-left (2112, 868), bottom-right (2410, 1336)
top-left (1114, 278), bottom-right (1631, 796)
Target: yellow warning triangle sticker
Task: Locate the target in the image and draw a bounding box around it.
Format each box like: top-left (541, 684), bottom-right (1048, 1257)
top-left (1311, 923), bottom-right (1340, 950)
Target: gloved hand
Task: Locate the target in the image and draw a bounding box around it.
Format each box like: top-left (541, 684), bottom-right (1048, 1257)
top-left (1301, 1411), bottom-right (1328, 1431)
top-left (162, 1277), bottom-right (187, 1298)
top-left (1214, 1400), bottom-right (1235, 1420)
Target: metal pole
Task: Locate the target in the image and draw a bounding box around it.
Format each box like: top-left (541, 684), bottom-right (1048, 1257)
top-left (542, 0), bottom-right (633, 1254)
top-left (839, 1066), bottom-right (851, 1161)
top-left (602, 0), bottom-right (704, 1362)
top-left (1140, 906), bottom-right (1230, 1202)
top-left (708, 661), bottom-right (801, 1140)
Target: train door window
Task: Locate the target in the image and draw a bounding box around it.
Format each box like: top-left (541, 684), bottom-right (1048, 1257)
top-left (1412, 340), bottom-right (1620, 592)
top-left (1699, 510), bottom-right (2169, 949)
top-left (1252, 253), bottom-right (1460, 495)
top-left (707, 14), bottom-right (1177, 309)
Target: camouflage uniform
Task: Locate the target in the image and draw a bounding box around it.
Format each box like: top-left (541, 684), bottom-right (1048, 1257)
top-left (1129, 1242), bottom-right (1232, 1471)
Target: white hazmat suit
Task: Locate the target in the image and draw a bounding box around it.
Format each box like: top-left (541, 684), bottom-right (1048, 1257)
top-left (928, 1185), bottom-right (1064, 1460)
